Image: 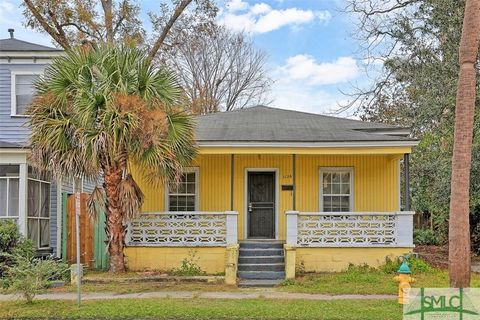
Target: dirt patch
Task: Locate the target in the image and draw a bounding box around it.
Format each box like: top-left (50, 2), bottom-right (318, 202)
top-left (415, 245), bottom-right (480, 272)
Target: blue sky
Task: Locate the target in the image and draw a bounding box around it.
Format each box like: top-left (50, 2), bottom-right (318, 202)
top-left (0, 0), bottom-right (370, 116)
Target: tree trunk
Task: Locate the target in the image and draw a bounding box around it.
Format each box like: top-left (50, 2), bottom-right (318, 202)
top-left (448, 0), bottom-right (480, 288)
top-left (101, 0), bottom-right (114, 43)
top-left (103, 165), bottom-right (126, 273)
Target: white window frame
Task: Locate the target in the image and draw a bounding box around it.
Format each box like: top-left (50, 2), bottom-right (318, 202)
top-left (319, 167), bottom-right (354, 212)
top-left (27, 176), bottom-right (51, 250)
top-left (165, 167), bottom-right (199, 212)
top-left (10, 71), bottom-right (42, 117)
top-left (0, 166), bottom-right (20, 220)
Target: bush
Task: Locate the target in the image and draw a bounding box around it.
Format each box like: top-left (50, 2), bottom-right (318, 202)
top-left (380, 255), bottom-right (435, 274)
top-left (342, 264), bottom-right (378, 280)
top-left (171, 251), bottom-right (205, 276)
top-left (2, 255), bottom-right (69, 303)
top-left (470, 211), bottom-right (480, 255)
top-left (413, 228), bottom-right (439, 245)
top-left (0, 220), bottom-right (34, 278)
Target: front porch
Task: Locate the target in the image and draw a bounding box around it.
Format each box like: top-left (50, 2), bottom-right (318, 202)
top-left (123, 209), bottom-right (414, 282)
top-left (125, 146), bottom-right (415, 283)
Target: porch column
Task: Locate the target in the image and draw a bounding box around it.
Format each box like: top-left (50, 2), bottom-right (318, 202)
top-left (285, 210), bottom-right (299, 246)
top-left (18, 163), bottom-right (28, 236)
top-left (395, 211), bottom-right (414, 247)
top-left (292, 154), bottom-right (296, 210)
top-left (230, 154), bottom-right (234, 211)
top-left (403, 153), bottom-right (410, 211)
top-left (225, 211), bottom-right (238, 245)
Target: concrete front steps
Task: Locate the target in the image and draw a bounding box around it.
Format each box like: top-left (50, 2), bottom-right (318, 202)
top-left (237, 241), bottom-right (285, 287)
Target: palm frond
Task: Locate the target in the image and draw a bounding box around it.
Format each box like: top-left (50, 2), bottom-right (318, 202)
top-left (87, 186), bottom-right (106, 220)
top-left (28, 43), bottom-right (197, 224)
top-left (119, 174), bottom-right (144, 220)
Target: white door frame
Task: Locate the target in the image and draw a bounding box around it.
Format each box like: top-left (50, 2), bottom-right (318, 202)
top-left (244, 168), bottom-right (279, 240)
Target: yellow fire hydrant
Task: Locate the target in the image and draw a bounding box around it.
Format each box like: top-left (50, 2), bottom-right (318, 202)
top-left (393, 260), bottom-right (415, 304)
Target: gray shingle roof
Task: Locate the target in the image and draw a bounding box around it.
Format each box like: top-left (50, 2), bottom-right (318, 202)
top-left (195, 106), bottom-right (415, 143)
top-left (0, 38), bottom-right (61, 52)
top-left (0, 140), bottom-right (22, 148)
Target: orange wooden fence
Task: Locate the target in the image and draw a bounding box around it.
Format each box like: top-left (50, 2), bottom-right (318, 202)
top-left (66, 193), bottom-right (95, 268)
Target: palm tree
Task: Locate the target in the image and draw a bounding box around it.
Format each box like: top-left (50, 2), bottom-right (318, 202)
top-left (28, 44), bottom-right (197, 273)
top-left (448, 0), bottom-right (480, 288)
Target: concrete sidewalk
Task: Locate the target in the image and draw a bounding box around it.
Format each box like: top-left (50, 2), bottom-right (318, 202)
top-left (0, 290), bottom-right (396, 302)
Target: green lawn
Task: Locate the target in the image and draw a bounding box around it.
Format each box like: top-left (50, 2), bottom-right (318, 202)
top-left (48, 261), bottom-right (480, 296)
top-left (0, 298), bottom-right (402, 319)
top-left (49, 281), bottom-right (239, 294)
top-left (281, 268), bottom-right (480, 295)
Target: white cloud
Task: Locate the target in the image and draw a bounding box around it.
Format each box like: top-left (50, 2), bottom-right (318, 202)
top-left (220, 1), bottom-right (331, 34)
top-left (251, 3), bottom-right (271, 15)
top-left (271, 77), bottom-right (356, 116)
top-left (268, 54), bottom-right (361, 116)
top-left (280, 54), bottom-right (359, 85)
top-left (227, 0), bottom-right (249, 12)
top-left (0, 0), bottom-right (52, 46)
top-left (0, 0), bottom-right (16, 25)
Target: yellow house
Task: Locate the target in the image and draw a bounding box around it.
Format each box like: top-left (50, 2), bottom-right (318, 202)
top-left (124, 106), bottom-right (417, 287)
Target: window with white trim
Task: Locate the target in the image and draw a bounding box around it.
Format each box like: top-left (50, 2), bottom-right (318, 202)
top-left (0, 165), bottom-right (20, 220)
top-left (167, 169), bottom-right (198, 211)
top-left (11, 73), bottom-right (40, 116)
top-left (320, 168), bottom-right (353, 212)
top-left (27, 169), bottom-right (51, 249)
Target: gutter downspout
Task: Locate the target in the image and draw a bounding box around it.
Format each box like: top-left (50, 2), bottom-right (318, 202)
top-left (404, 154), bottom-right (410, 211)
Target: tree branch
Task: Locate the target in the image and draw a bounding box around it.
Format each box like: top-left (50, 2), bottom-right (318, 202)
top-left (147, 0), bottom-right (193, 61)
top-left (23, 0), bottom-right (71, 49)
top-left (101, 0), bottom-right (114, 43)
top-left (59, 22), bottom-right (101, 40)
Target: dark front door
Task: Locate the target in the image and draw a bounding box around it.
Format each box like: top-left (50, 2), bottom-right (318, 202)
top-left (247, 172), bottom-right (275, 239)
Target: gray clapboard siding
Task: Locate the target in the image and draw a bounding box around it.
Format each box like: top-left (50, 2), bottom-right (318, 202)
top-left (0, 64), bottom-right (47, 145)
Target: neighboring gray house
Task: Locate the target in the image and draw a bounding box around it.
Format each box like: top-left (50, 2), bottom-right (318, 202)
top-left (0, 29), bottom-right (93, 257)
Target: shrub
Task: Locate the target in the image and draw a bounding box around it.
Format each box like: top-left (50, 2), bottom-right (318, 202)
top-left (413, 228), bottom-right (439, 245)
top-left (2, 255), bottom-right (69, 303)
top-left (470, 211), bottom-right (480, 255)
top-left (380, 255), bottom-right (435, 274)
top-left (0, 220), bottom-right (34, 278)
top-left (171, 251), bottom-right (205, 276)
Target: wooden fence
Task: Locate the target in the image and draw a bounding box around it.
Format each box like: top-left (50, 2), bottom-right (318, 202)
top-left (63, 193), bottom-right (108, 270)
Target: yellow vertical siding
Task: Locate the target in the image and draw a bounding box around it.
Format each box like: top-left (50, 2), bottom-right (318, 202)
top-left (132, 153), bottom-right (400, 240)
top-left (132, 154), bottom-right (231, 212)
top-left (296, 155), bottom-right (399, 212)
top-left (130, 165), bottom-right (165, 212)
top-left (197, 155), bottom-right (231, 211)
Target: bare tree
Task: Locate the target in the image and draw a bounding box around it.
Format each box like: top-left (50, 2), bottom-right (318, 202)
top-left (448, 0), bottom-right (480, 288)
top-left (341, 0), bottom-right (422, 114)
top-left (163, 27), bottom-right (272, 113)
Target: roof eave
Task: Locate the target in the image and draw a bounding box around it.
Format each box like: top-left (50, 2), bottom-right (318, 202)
top-left (197, 140), bottom-right (420, 148)
top-left (0, 51), bottom-right (64, 58)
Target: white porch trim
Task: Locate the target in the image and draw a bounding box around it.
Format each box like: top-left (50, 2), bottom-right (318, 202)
top-left (286, 211), bottom-right (414, 248)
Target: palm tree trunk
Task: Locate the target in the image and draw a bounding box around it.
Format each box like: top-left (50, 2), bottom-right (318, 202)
top-left (448, 0), bottom-right (480, 288)
top-left (103, 165), bottom-right (126, 273)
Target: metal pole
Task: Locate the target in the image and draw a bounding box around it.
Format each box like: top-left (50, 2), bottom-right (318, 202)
top-left (404, 154), bottom-right (410, 211)
top-left (230, 154), bottom-right (234, 211)
top-left (292, 154), bottom-right (296, 211)
top-left (75, 191), bottom-right (81, 306)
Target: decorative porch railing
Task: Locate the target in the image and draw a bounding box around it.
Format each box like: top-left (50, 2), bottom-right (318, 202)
top-left (286, 211), bottom-right (414, 247)
top-left (126, 211), bottom-right (238, 246)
